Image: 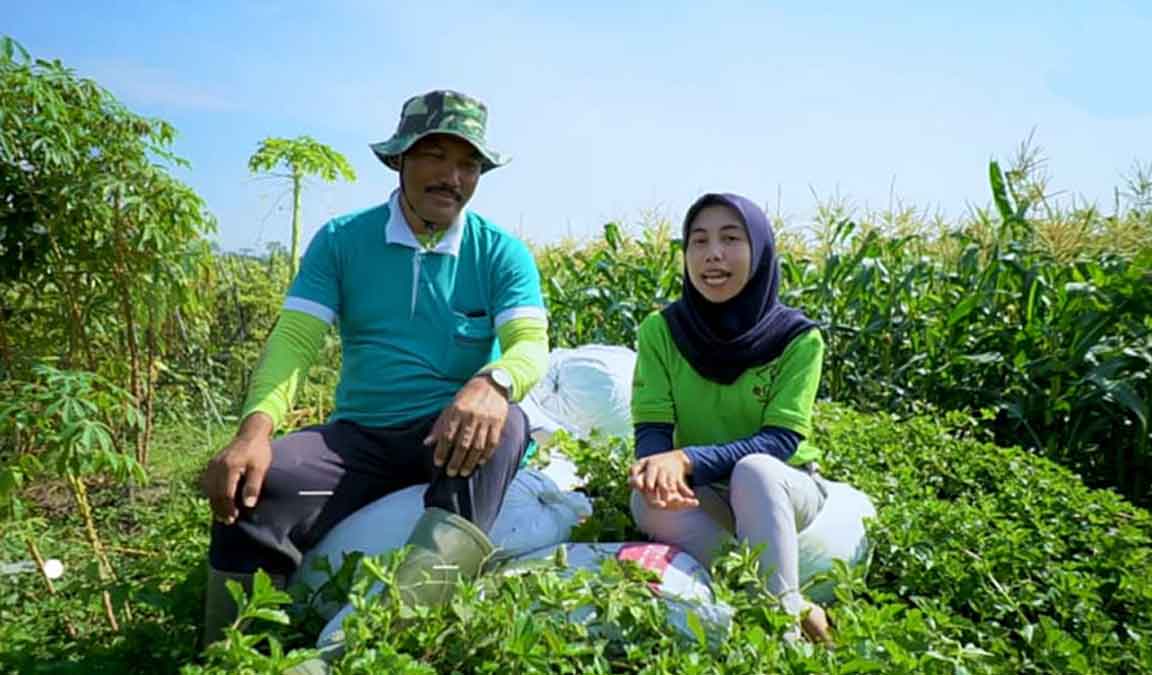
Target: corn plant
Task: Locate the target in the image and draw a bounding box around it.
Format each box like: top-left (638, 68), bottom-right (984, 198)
top-left (536, 220), bottom-right (682, 349)
top-left (771, 162), bottom-right (1152, 503)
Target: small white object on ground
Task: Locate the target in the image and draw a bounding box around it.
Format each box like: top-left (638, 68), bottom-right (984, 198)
top-left (42, 559), bottom-right (64, 580)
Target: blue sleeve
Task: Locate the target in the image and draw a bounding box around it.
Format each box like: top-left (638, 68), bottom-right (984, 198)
top-left (490, 234), bottom-right (547, 329)
top-left (283, 224), bottom-right (340, 325)
top-left (683, 427), bottom-right (802, 486)
top-left (634, 422), bottom-right (675, 459)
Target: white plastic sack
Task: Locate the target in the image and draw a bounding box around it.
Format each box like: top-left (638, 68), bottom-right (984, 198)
top-left (489, 470), bottom-right (592, 553)
top-left (294, 468), bottom-right (592, 617)
top-left (521, 345), bottom-right (637, 443)
top-left (536, 452), bottom-right (583, 492)
top-left (796, 480), bottom-right (876, 603)
top-left (499, 542), bottom-right (733, 646)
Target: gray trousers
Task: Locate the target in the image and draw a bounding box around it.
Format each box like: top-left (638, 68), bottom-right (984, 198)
top-left (209, 406), bottom-right (529, 575)
top-left (631, 454), bottom-right (827, 616)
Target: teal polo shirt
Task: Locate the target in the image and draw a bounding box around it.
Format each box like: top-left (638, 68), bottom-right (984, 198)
top-left (285, 190), bottom-right (547, 428)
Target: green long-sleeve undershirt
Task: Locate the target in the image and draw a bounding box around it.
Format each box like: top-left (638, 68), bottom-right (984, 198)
top-left (240, 309), bottom-right (549, 431)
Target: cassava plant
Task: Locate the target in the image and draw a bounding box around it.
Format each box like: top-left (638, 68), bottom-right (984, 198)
top-left (0, 363), bottom-right (146, 631)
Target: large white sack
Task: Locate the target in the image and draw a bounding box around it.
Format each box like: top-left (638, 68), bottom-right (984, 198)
top-left (521, 345), bottom-right (637, 443)
top-left (293, 468), bottom-right (592, 615)
top-left (797, 480), bottom-right (876, 603)
top-left (494, 542), bottom-right (734, 648)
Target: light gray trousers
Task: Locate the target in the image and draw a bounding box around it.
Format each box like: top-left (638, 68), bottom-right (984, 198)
top-left (631, 454), bottom-right (827, 615)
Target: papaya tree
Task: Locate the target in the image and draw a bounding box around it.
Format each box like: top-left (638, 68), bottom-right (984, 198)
top-left (247, 136), bottom-right (356, 280)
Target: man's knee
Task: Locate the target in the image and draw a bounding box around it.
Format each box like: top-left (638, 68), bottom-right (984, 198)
top-left (500, 404), bottom-right (528, 444)
top-left (488, 405), bottom-right (528, 463)
top-left (252, 429), bottom-right (331, 502)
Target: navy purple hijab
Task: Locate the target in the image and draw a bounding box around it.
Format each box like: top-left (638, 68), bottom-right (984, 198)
top-left (662, 193), bottom-right (816, 385)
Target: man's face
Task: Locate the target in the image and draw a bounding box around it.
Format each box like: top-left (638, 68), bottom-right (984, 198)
top-left (400, 134), bottom-right (483, 227)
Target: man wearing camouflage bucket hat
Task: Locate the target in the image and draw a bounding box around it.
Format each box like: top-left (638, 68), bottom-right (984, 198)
top-left (199, 91), bottom-right (549, 664)
top-left (371, 90), bottom-right (508, 172)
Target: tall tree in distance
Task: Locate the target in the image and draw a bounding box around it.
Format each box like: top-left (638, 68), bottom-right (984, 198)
top-left (247, 136), bottom-right (356, 280)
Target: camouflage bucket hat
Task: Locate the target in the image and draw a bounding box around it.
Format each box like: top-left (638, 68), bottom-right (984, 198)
top-left (370, 90), bottom-right (508, 173)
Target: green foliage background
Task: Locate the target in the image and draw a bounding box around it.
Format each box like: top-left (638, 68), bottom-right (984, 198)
top-left (3, 407), bottom-right (1150, 674)
top-left (2, 35), bottom-right (1151, 675)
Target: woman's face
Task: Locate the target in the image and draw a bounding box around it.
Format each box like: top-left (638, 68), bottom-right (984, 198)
top-left (685, 204), bottom-right (753, 303)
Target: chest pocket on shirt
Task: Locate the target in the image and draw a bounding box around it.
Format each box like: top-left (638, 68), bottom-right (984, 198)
top-left (445, 311), bottom-right (495, 379)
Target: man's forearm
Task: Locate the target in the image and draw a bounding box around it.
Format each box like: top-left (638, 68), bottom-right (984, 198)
top-left (240, 309), bottom-right (330, 431)
top-left (484, 317), bottom-right (549, 402)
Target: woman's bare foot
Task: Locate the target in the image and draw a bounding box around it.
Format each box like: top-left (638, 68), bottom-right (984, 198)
top-left (800, 602), bottom-right (834, 646)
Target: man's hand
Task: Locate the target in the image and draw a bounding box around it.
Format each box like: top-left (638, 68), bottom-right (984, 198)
top-left (425, 374), bottom-right (510, 478)
top-left (629, 450), bottom-right (699, 511)
top-left (200, 413), bottom-right (274, 525)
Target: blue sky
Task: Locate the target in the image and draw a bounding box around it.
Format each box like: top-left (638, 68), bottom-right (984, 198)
top-left (7, 1), bottom-right (1151, 251)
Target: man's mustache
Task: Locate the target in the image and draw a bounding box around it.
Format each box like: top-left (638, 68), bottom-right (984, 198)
top-left (426, 185), bottom-right (462, 202)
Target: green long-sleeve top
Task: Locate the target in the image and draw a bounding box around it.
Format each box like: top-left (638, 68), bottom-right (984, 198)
top-left (242, 309), bottom-right (549, 431)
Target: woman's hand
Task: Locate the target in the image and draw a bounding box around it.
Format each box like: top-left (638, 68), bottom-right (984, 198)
top-left (629, 450), bottom-right (699, 510)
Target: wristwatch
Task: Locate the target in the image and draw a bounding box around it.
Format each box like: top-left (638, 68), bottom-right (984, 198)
top-left (484, 368), bottom-right (513, 400)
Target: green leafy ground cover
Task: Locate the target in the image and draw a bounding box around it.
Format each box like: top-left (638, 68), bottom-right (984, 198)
top-left (3, 405), bottom-right (1149, 674)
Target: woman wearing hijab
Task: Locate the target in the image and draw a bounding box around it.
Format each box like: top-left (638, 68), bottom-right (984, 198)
top-left (629, 192), bottom-right (832, 643)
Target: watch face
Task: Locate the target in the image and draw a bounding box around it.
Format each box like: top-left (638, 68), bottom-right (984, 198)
top-left (491, 369), bottom-right (512, 390)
